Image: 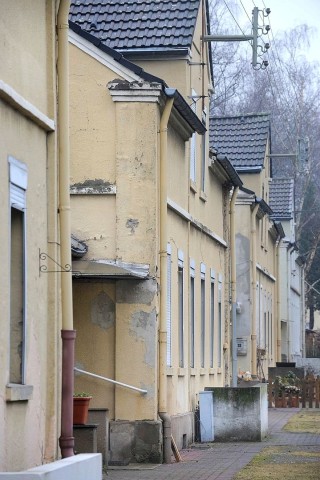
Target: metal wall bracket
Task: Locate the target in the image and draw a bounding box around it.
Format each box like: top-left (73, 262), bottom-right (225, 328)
top-left (39, 249), bottom-right (80, 277)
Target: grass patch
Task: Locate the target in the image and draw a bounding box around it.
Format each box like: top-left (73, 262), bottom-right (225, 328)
top-left (234, 446), bottom-right (320, 480)
top-left (284, 411), bottom-right (320, 434)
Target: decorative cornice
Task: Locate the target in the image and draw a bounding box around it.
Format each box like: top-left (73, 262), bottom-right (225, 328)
top-left (108, 79), bottom-right (162, 103)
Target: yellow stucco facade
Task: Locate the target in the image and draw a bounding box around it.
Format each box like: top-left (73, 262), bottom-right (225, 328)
top-left (0, 0), bottom-right (60, 472)
top-left (69, 2), bottom-right (235, 463)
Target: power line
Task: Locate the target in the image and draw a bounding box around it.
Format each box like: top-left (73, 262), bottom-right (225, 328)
top-left (222, 0), bottom-right (252, 46)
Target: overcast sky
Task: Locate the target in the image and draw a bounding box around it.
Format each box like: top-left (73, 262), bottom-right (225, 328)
top-left (235, 0), bottom-right (320, 62)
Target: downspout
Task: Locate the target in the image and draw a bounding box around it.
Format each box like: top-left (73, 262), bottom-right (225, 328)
top-left (57, 0), bottom-right (76, 458)
top-left (301, 264), bottom-right (306, 357)
top-left (275, 237), bottom-right (281, 362)
top-left (251, 204), bottom-right (259, 377)
top-left (159, 96), bottom-right (174, 464)
top-left (287, 245), bottom-right (294, 361)
top-left (230, 187), bottom-right (239, 387)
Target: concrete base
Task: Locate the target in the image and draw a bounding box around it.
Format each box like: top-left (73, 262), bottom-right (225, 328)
top-left (204, 384), bottom-right (268, 442)
top-left (73, 424), bottom-right (98, 454)
top-left (0, 454), bottom-right (102, 479)
top-left (171, 412), bottom-right (194, 449)
top-left (88, 409), bottom-right (109, 465)
top-left (109, 420), bottom-right (162, 465)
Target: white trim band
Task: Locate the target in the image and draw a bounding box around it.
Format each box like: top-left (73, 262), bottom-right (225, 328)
top-left (0, 80), bottom-right (55, 131)
top-left (167, 197), bottom-right (227, 248)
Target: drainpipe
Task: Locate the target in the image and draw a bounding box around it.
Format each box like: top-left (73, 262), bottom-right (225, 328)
top-left (275, 237), bottom-right (281, 362)
top-left (57, 0), bottom-right (76, 458)
top-left (301, 264), bottom-right (306, 357)
top-left (287, 245), bottom-right (295, 361)
top-left (230, 187), bottom-right (239, 387)
top-left (251, 203), bottom-right (259, 377)
top-left (158, 95), bottom-right (174, 464)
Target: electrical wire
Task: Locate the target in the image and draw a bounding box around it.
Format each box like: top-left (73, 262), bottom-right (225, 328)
top-left (237, 0), bottom-right (305, 151)
top-left (222, 0), bottom-right (252, 46)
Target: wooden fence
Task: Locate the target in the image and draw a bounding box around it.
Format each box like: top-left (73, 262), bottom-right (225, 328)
top-left (268, 374), bottom-right (320, 408)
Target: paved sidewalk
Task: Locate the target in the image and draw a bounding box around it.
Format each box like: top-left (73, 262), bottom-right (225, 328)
top-left (104, 409), bottom-right (320, 480)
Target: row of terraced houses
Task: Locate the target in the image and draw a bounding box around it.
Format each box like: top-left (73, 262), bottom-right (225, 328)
top-left (0, 0), bottom-right (305, 476)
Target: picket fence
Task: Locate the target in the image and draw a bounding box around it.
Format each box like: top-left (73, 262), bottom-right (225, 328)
top-left (268, 374), bottom-right (320, 408)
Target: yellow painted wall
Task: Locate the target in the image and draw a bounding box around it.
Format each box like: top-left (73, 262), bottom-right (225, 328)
top-left (69, 0), bottom-right (229, 434)
top-left (0, 0), bottom-right (52, 116)
top-left (0, 1), bottom-right (60, 471)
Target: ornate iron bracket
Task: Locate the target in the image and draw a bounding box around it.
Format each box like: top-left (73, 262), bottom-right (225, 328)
top-left (39, 249), bottom-right (81, 277)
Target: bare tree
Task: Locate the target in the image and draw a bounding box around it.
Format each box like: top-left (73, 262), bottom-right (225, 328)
top-left (209, 1), bottom-right (320, 321)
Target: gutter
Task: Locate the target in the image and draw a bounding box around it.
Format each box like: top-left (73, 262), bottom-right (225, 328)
top-left (275, 236), bottom-right (281, 362)
top-left (164, 88), bottom-right (205, 135)
top-left (57, 0), bottom-right (75, 458)
top-left (158, 97), bottom-right (174, 464)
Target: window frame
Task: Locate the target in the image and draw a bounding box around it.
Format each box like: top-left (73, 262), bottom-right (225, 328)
top-left (8, 156), bottom-right (28, 385)
top-left (178, 250), bottom-right (184, 368)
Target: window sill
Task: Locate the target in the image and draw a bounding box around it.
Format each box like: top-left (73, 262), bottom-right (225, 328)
top-left (178, 368), bottom-right (186, 377)
top-left (190, 180), bottom-right (197, 193)
top-left (200, 368), bottom-right (206, 376)
top-left (217, 367), bottom-right (222, 374)
top-left (190, 368), bottom-right (196, 376)
top-left (6, 384), bottom-right (33, 402)
top-left (199, 191), bottom-right (207, 202)
top-left (166, 367), bottom-right (174, 377)
top-left (209, 368), bottom-right (215, 375)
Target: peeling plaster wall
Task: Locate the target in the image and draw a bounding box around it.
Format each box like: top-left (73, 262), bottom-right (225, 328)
top-left (73, 281), bottom-right (116, 415)
top-left (114, 100), bottom-right (159, 270)
top-left (235, 200), bottom-right (278, 375)
top-left (115, 279), bottom-right (158, 421)
top-left (71, 195), bottom-right (117, 259)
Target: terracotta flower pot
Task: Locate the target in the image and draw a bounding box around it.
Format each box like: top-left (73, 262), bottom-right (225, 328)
top-left (73, 396), bottom-right (92, 425)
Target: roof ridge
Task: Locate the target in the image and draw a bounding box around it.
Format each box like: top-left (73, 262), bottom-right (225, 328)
top-left (210, 112), bottom-right (270, 119)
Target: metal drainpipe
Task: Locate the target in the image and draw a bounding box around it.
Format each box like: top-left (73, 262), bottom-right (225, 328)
top-left (275, 237), bottom-right (281, 362)
top-left (57, 0), bottom-right (76, 458)
top-left (159, 97), bottom-right (174, 464)
top-left (230, 187), bottom-right (239, 387)
top-left (251, 203), bottom-right (259, 377)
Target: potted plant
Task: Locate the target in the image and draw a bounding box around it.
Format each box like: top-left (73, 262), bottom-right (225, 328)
top-left (73, 392), bottom-right (92, 425)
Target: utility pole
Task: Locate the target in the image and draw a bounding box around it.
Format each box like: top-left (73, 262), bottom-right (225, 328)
top-left (202, 7), bottom-right (271, 70)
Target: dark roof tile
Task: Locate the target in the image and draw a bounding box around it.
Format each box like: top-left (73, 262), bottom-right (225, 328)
top-left (209, 113), bottom-right (270, 170)
top-left (269, 178), bottom-right (294, 220)
top-left (69, 0), bottom-right (200, 52)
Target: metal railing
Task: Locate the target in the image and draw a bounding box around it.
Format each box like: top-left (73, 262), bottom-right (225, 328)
top-left (74, 367), bottom-right (147, 394)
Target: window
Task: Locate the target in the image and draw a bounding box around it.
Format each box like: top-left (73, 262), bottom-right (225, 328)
top-left (166, 243), bottom-right (172, 367)
top-left (210, 269), bottom-right (215, 368)
top-left (200, 263), bottom-right (206, 368)
top-left (9, 157), bottom-right (27, 384)
top-left (189, 89), bottom-right (197, 183)
top-left (178, 250), bottom-right (184, 367)
top-left (190, 259), bottom-right (195, 368)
